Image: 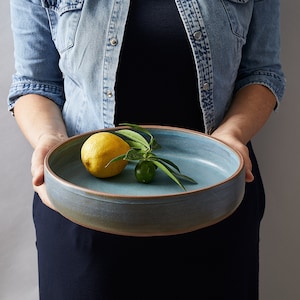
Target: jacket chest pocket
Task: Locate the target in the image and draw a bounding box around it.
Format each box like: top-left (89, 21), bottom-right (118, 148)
top-left (221, 0), bottom-right (253, 39)
top-left (41, 0), bottom-right (85, 53)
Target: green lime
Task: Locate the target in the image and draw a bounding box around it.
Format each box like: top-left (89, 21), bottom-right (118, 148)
top-left (134, 160), bottom-right (156, 184)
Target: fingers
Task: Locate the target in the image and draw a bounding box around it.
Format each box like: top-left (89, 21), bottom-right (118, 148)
top-left (31, 135), bottom-right (66, 210)
top-left (33, 183), bottom-right (57, 211)
top-left (230, 142), bottom-right (254, 183)
top-left (31, 150), bottom-right (56, 210)
top-left (211, 133), bottom-right (254, 183)
top-left (31, 146), bottom-right (48, 186)
top-left (32, 153), bottom-right (57, 211)
top-left (31, 152), bottom-right (44, 186)
top-left (243, 152), bottom-right (254, 183)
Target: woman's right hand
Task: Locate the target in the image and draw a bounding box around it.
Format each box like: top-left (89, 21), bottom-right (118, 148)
top-left (31, 133), bottom-right (67, 210)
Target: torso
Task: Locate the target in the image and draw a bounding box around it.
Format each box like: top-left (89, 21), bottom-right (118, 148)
top-left (114, 0), bottom-right (204, 132)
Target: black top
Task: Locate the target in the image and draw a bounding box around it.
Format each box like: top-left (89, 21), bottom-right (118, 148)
top-left (115, 0), bottom-right (204, 132)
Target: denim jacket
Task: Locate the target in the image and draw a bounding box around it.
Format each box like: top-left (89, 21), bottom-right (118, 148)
top-left (8, 0), bottom-right (286, 136)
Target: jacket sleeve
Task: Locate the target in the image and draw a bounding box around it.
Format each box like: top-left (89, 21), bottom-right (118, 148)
top-left (234, 0), bottom-right (286, 107)
top-left (8, 0), bottom-right (65, 111)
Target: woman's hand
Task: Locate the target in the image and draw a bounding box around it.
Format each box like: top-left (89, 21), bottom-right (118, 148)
top-left (31, 133), bottom-right (67, 209)
top-left (211, 132), bottom-right (254, 183)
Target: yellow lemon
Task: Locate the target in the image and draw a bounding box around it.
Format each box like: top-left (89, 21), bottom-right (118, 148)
top-left (81, 132), bottom-right (130, 178)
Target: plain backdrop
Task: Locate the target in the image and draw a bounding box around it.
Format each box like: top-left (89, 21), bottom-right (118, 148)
top-left (0, 1), bottom-right (299, 299)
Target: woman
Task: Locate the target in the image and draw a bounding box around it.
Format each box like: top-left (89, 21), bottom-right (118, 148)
top-left (8, 0), bottom-right (285, 299)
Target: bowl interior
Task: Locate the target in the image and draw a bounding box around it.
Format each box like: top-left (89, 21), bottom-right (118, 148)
top-left (46, 126), bottom-right (243, 197)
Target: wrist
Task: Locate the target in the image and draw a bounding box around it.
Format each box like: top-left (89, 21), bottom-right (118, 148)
top-left (38, 131), bottom-right (67, 142)
top-left (212, 126), bottom-right (247, 146)
top-left (36, 130), bottom-right (68, 148)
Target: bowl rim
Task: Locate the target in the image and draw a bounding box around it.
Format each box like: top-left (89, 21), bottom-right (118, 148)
top-left (44, 125), bottom-right (245, 200)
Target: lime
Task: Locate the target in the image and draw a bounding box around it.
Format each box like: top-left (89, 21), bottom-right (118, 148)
top-left (134, 160), bottom-right (156, 183)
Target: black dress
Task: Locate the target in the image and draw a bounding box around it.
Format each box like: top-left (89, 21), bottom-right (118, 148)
top-left (34, 1), bottom-right (265, 299)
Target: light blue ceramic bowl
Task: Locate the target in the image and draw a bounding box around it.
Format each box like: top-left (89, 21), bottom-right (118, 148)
top-left (44, 126), bottom-right (245, 236)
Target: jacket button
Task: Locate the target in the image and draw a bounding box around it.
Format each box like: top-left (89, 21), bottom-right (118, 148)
top-left (110, 37), bottom-right (118, 46)
top-left (203, 82), bottom-right (209, 91)
top-left (106, 91), bottom-right (113, 97)
top-left (193, 31), bottom-right (202, 40)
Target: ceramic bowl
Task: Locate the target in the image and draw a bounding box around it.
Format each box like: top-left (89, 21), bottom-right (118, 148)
top-left (44, 125), bottom-right (245, 236)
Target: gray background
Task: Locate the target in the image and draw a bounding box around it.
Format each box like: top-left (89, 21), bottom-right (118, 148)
top-left (0, 1), bottom-right (299, 299)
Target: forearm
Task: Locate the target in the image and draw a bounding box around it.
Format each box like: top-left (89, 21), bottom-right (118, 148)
top-left (13, 94), bottom-right (68, 198)
top-left (212, 84), bottom-right (277, 182)
top-left (13, 94), bottom-right (68, 149)
top-left (212, 84), bottom-right (276, 143)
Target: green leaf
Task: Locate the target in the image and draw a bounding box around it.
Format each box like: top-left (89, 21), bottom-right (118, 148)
top-left (124, 149), bottom-right (145, 161)
top-left (150, 138), bottom-right (161, 150)
top-left (119, 123), bottom-right (153, 137)
top-left (155, 157), bottom-right (181, 172)
top-left (115, 129), bottom-right (150, 150)
top-left (125, 140), bottom-right (148, 151)
top-left (152, 160), bottom-right (186, 190)
top-left (105, 154), bottom-right (127, 167)
top-left (170, 171), bottom-right (197, 184)
top-left (119, 123), bottom-right (161, 150)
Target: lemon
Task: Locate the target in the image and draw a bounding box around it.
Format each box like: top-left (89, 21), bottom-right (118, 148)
top-left (81, 132), bottom-right (130, 178)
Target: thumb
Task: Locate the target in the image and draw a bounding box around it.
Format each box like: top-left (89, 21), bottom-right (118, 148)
top-left (242, 151), bottom-right (254, 183)
top-left (31, 146), bottom-right (48, 186)
top-left (245, 168), bottom-right (254, 183)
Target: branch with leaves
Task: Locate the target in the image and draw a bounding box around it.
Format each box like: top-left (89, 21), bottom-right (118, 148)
top-left (107, 123), bottom-right (197, 190)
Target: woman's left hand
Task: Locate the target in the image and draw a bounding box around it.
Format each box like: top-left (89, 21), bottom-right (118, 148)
top-left (211, 132), bottom-right (254, 183)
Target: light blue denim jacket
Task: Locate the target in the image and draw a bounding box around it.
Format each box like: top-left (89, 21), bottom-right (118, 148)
top-left (8, 0), bottom-right (286, 136)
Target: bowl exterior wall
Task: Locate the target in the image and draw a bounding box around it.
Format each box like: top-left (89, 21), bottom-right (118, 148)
top-left (45, 167), bottom-right (245, 236)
